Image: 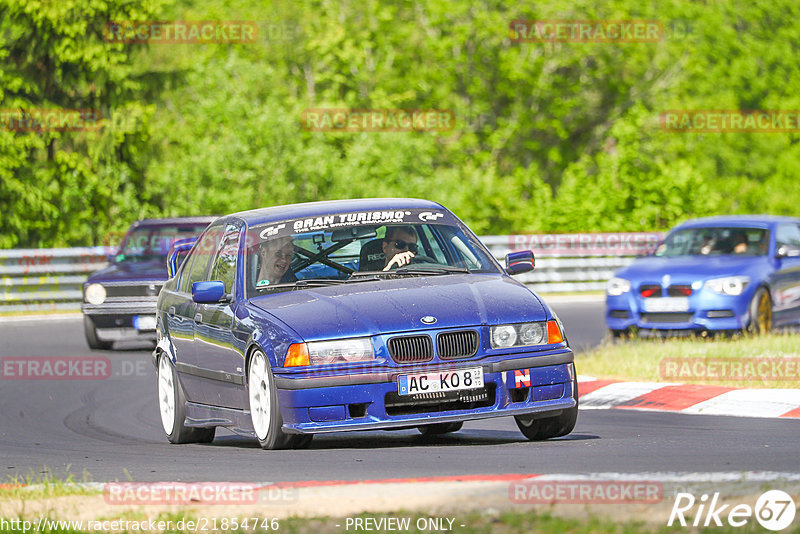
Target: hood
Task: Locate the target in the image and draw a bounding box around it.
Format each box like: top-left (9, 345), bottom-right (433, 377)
top-left (248, 274), bottom-right (548, 341)
top-left (617, 255), bottom-right (767, 283)
top-left (87, 258), bottom-right (167, 283)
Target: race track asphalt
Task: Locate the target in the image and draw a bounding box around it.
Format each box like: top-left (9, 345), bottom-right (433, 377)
top-left (1, 307), bottom-right (798, 483)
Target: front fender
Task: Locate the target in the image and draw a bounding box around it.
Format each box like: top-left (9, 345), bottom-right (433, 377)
top-left (241, 301), bottom-right (304, 373)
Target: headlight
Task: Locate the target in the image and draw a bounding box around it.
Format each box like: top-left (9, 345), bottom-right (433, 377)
top-left (490, 321), bottom-right (563, 349)
top-left (84, 283), bottom-right (106, 305)
top-left (284, 337), bottom-right (374, 367)
top-left (607, 277), bottom-right (631, 296)
top-left (704, 276), bottom-right (750, 296)
top-left (519, 322), bottom-right (546, 345)
top-left (491, 325), bottom-right (517, 348)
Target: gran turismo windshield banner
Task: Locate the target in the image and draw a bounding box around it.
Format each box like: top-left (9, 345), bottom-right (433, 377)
top-left (252, 209), bottom-right (458, 239)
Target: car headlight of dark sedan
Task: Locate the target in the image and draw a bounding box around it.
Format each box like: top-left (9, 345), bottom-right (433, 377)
top-left (284, 337), bottom-right (375, 367)
top-left (490, 321), bottom-right (563, 349)
top-left (84, 283), bottom-right (106, 305)
top-left (704, 275), bottom-right (750, 296)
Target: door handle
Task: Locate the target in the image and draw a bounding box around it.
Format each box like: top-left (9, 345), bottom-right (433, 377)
top-left (194, 313), bottom-right (202, 323)
top-left (168, 306), bottom-right (176, 315)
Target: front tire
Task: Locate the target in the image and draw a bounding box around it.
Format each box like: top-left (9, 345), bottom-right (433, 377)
top-left (157, 353), bottom-right (215, 444)
top-left (84, 316), bottom-right (113, 350)
top-left (747, 287), bottom-right (772, 335)
top-left (515, 375), bottom-right (578, 441)
top-left (248, 350), bottom-right (312, 450)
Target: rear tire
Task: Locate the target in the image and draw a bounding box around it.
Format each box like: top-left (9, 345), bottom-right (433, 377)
top-left (747, 287), bottom-right (772, 335)
top-left (515, 375), bottom-right (578, 441)
top-left (417, 422), bottom-right (463, 435)
top-left (84, 316), bottom-right (113, 350)
top-left (248, 350), bottom-right (312, 450)
top-left (157, 353), bottom-right (215, 444)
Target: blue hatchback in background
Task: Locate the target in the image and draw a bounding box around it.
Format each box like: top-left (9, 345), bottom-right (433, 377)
top-left (606, 215), bottom-right (800, 336)
top-left (153, 199), bottom-right (577, 449)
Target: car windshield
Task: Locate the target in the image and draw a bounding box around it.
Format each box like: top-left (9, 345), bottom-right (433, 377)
top-left (655, 227), bottom-right (769, 257)
top-left (245, 213), bottom-right (499, 296)
top-left (117, 224), bottom-right (210, 261)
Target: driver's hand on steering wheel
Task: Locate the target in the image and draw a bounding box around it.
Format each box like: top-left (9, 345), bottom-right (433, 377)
top-left (383, 251), bottom-right (415, 271)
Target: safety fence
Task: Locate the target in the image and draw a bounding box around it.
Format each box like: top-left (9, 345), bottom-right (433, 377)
top-left (0, 232), bottom-right (662, 313)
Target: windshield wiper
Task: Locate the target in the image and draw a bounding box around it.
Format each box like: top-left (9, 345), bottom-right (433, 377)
top-left (394, 266), bottom-right (471, 276)
top-left (259, 277), bottom-right (383, 291)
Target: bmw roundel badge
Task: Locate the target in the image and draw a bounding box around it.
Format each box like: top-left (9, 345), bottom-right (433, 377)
top-left (421, 315), bottom-right (437, 325)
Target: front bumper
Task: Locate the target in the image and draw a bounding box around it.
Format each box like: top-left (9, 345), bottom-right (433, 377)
top-left (82, 300), bottom-right (158, 341)
top-left (273, 350), bottom-right (575, 433)
top-left (606, 290), bottom-right (751, 332)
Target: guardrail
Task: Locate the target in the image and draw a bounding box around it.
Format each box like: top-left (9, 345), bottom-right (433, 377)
top-left (0, 248), bottom-right (109, 313)
top-left (0, 232), bottom-right (663, 313)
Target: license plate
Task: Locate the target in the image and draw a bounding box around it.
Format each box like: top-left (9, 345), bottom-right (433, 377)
top-left (133, 315), bottom-right (157, 331)
top-left (398, 367), bottom-right (484, 396)
top-left (643, 297), bottom-right (689, 312)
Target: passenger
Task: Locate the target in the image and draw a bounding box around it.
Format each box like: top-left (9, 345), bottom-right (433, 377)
top-left (699, 235), bottom-right (715, 255)
top-left (731, 231), bottom-right (749, 254)
top-left (256, 236), bottom-right (295, 287)
top-left (382, 225), bottom-right (419, 271)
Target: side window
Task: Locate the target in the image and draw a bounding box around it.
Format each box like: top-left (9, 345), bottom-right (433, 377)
top-left (180, 225), bottom-right (225, 293)
top-left (776, 224), bottom-right (800, 248)
top-left (210, 224), bottom-right (241, 295)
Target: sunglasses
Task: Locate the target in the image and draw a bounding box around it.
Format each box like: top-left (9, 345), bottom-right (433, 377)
top-left (388, 239), bottom-right (418, 253)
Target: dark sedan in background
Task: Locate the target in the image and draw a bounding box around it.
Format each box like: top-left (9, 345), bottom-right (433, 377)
top-left (606, 215), bottom-right (800, 336)
top-left (82, 217), bottom-right (214, 350)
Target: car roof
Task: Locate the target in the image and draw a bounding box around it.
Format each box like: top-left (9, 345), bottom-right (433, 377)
top-left (131, 216), bottom-right (217, 228)
top-left (227, 198), bottom-right (447, 226)
top-left (674, 215), bottom-right (800, 230)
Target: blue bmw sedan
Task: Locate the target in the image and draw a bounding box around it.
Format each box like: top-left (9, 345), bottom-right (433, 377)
top-left (153, 199), bottom-right (577, 449)
top-left (606, 215), bottom-right (800, 337)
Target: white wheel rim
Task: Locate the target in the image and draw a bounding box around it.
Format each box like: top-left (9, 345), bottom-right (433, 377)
top-left (248, 352), bottom-right (271, 441)
top-left (158, 356), bottom-right (175, 435)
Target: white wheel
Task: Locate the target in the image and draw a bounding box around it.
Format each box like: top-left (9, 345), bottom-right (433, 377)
top-left (156, 353), bottom-right (215, 444)
top-left (247, 349), bottom-right (312, 450)
top-left (248, 351), bottom-right (272, 441)
top-left (158, 355), bottom-right (176, 435)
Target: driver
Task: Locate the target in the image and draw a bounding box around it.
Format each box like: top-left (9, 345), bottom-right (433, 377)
top-left (256, 236), bottom-right (296, 287)
top-left (382, 225), bottom-right (419, 271)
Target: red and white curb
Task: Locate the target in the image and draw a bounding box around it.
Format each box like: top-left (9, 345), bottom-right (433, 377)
top-left (578, 376), bottom-right (800, 419)
top-left (7, 471), bottom-right (800, 493)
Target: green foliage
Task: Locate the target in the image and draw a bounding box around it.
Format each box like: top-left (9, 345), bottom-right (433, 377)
top-left (2, 0), bottom-right (800, 247)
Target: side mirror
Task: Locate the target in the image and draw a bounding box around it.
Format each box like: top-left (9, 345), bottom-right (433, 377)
top-left (192, 281), bottom-right (230, 303)
top-left (167, 237), bottom-right (197, 278)
top-left (776, 245), bottom-right (800, 259)
top-left (105, 247), bottom-right (119, 262)
top-left (505, 250), bottom-right (535, 275)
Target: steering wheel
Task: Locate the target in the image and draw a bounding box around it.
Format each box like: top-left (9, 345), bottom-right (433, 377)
top-left (410, 254), bottom-right (439, 265)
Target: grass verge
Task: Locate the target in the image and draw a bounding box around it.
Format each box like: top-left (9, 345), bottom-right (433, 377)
top-left (2, 509), bottom-right (791, 534)
top-left (0, 472), bottom-right (98, 501)
top-left (577, 332), bottom-right (800, 388)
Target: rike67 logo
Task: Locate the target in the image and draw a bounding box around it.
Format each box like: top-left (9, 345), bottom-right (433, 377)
top-left (668, 490), bottom-right (796, 531)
